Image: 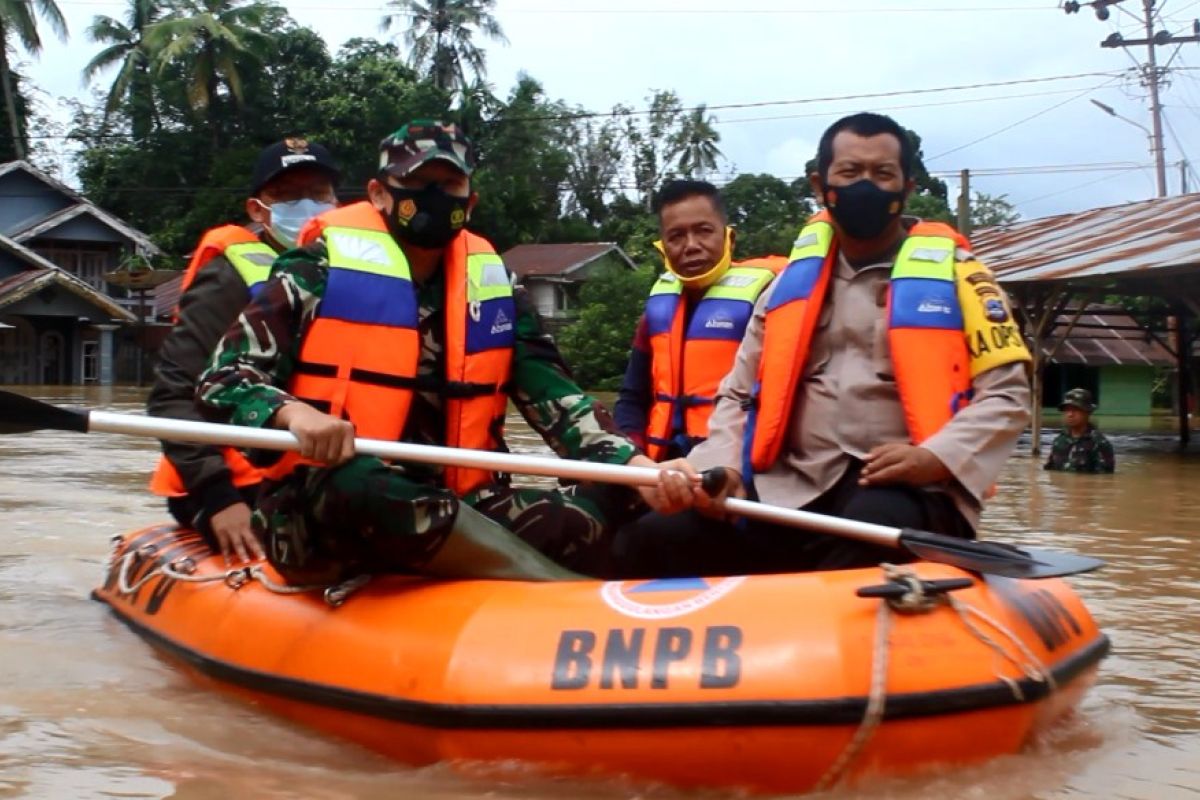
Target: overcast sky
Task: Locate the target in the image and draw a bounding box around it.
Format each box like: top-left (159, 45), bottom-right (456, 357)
top-left (19, 0), bottom-right (1200, 222)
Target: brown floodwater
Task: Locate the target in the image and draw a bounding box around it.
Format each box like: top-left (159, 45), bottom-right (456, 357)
top-left (0, 386), bottom-right (1197, 800)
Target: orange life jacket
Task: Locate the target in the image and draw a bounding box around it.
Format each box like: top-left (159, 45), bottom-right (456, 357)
top-left (269, 201), bottom-right (515, 497)
top-left (148, 225), bottom-right (276, 498)
top-left (745, 212), bottom-right (975, 483)
top-left (644, 257), bottom-right (785, 461)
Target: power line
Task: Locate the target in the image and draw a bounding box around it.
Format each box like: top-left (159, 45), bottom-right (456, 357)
top-left (1012, 170), bottom-right (1145, 206)
top-left (927, 78), bottom-right (1121, 160)
top-left (0, 161), bottom-right (1154, 198)
top-left (930, 161), bottom-right (1153, 176)
top-left (26, 80), bottom-right (1125, 143)
top-left (716, 83), bottom-right (1117, 125)
top-left (1161, 108), bottom-right (1198, 187)
top-left (53, 1), bottom-right (1057, 11)
top-left (22, 69), bottom-right (1138, 142)
top-left (1065, 0), bottom-right (1200, 196)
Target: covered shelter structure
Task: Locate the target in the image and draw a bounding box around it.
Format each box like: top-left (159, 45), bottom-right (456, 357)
top-left (973, 193), bottom-right (1200, 452)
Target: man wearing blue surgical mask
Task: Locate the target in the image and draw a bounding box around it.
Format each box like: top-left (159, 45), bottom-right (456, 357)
top-left (147, 137), bottom-right (340, 564)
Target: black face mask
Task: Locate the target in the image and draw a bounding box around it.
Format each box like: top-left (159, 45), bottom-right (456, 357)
top-left (382, 182), bottom-right (470, 248)
top-left (822, 179), bottom-right (906, 241)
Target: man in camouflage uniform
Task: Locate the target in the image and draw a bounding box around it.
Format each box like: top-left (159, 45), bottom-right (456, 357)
top-left (1044, 387), bottom-right (1115, 473)
top-left (197, 121), bottom-right (654, 583)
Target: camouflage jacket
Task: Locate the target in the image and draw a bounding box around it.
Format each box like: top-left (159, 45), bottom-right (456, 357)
top-left (1044, 425), bottom-right (1115, 473)
top-left (196, 241), bottom-right (637, 484)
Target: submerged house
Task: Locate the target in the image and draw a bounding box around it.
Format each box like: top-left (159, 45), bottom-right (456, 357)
top-left (0, 160), bottom-right (163, 384)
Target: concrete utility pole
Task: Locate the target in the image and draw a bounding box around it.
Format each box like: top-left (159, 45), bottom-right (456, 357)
top-left (1065, 0), bottom-right (1200, 198)
top-left (957, 168), bottom-right (971, 235)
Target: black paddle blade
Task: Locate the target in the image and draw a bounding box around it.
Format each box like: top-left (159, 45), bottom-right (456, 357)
top-left (899, 527), bottom-right (1106, 580)
top-left (0, 390), bottom-right (89, 435)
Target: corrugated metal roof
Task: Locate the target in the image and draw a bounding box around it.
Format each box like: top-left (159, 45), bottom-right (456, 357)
top-left (503, 243), bottom-right (632, 278)
top-left (153, 273), bottom-right (184, 319)
top-left (1042, 308), bottom-right (1173, 367)
top-left (972, 193), bottom-right (1200, 285)
top-left (0, 270), bottom-right (46, 298)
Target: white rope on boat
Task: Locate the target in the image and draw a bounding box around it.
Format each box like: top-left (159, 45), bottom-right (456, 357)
top-left (109, 538), bottom-right (369, 607)
top-left (947, 596), bottom-right (1057, 701)
top-left (814, 562), bottom-right (1057, 791)
top-left (814, 583), bottom-right (894, 792)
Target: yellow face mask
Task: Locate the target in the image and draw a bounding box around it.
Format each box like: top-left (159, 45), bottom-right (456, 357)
top-left (655, 227), bottom-right (733, 291)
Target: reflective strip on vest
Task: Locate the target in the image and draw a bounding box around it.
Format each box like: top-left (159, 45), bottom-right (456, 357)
top-left (223, 241), bottom-right (276, 297)
top-left (149, 226), bottom-right (274, 498)
top-left (747, 216), bottom-right (973, 479)
top-left (889, 234), bottom-right (962, 331)
top-left (444, 233), bottom-right (516, 495)
top-left (318, 225), bottom-right (418, 328)
top-left (275, 201), bottom-right (515, 497)
top-left (287, 222), bottom-right (420, 446)
top-left (645, 263), bottom-right (776, 461)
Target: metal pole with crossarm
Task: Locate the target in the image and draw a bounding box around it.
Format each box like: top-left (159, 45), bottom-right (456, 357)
top-left (1066, 0), bottom-right (1200, 198)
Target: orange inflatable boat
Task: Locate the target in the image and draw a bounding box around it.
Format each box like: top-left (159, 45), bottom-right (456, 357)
top-left (93, 524), bottom-right (1108, 794)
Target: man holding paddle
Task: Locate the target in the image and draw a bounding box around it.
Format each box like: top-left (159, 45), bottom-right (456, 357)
top-left (614, 112), bottom-right (1033, 578)
top-left (196, 121), bottom-right (653, 583)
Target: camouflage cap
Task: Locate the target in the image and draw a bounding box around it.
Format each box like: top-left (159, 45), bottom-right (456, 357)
top-left (1059, 387), bottom-right (1096, 412)
top-left (379, 120), bottom-right (474, 179)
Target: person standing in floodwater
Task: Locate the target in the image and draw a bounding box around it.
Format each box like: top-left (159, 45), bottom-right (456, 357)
top-left (1045, 387), bottom-right (1115, 473)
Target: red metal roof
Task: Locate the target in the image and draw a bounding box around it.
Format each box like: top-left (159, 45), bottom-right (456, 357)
top-left (973, 193), bottom-right (1200, 285)
top-left (502, 243), bottom-right (629, 278)
top-left (0, 270), bottom-right (46, 298)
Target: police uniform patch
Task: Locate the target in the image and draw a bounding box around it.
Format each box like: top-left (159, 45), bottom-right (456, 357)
top-left (984, 296), bottom-right (1009, 323)
top-left (955, 260), bottom-right (1030, 376)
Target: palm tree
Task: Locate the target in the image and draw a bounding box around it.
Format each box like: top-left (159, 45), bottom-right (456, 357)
top-left (145, 0), bottom-right (271, 138)
top-left (673, 105), bottom-right (723, 180)
top-left (381, 0), bottom-right (507, 95)
top-left (454, 75), bottom-right (496, 136)
top-left (82, 0), bottom-right (161, 140)
top-left (0, 0), bottom-right (67, 160)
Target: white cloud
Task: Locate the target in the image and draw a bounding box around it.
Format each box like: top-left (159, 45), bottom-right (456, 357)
top-left (763, 135), bottom-right (817, 182)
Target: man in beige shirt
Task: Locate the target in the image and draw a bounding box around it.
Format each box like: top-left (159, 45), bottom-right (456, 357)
top-left (609, 112), bottom-right (1031, 578)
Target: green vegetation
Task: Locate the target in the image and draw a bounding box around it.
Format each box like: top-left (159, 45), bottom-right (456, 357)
top-left (1, 1), bottom-right (1020, 387)
top-left (557, 265), bottom-right (657, 391)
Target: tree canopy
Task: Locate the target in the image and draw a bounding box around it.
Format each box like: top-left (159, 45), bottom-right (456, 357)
top-left (2, 3), bottom-right (1017, 386)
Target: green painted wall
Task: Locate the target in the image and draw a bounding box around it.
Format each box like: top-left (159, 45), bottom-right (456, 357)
top-left (1098, 365), bottom-right (1154, 416)
top-left (1041, 364), bottom-right (1155, 416)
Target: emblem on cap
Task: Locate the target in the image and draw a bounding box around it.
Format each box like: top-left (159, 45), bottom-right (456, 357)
top-left (285, 137), bottom-right (310, 154)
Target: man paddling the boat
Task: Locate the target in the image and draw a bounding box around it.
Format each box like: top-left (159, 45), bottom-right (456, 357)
top-left (196, 120), bottom-right (654, 583)
top-left (612, 112), bottom-right (1033, 577)
top-left (147, 138), bottom-right (341, 564)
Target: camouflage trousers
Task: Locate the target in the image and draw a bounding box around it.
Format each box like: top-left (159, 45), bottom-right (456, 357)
top-left (254, 455), bottom-right (643, 584)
